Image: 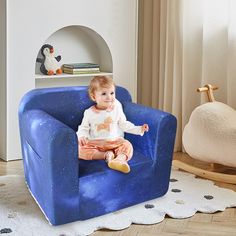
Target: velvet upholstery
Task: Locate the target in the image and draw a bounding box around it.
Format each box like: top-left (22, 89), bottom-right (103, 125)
top-left (18, 86), bottom-right (177, 225)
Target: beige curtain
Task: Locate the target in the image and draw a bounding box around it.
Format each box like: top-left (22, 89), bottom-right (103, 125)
top-left (138, 0), bottom-right (236, 151)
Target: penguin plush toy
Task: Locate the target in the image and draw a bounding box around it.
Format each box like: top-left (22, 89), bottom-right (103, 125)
top-left (36, 44), bottom-right (62, 75)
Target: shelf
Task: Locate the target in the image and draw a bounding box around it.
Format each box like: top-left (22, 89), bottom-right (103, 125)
top-left (35, 72), bottom-right (113, 80)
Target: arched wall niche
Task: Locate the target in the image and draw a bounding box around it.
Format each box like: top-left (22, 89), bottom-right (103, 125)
top-left (35, 25), bottom-right (113, 87)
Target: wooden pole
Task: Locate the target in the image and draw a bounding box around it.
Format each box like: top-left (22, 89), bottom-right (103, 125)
top-left (197, 84), bottom-right (218, 102)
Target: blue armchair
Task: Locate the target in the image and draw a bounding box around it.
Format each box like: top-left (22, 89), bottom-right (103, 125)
top-left (18, 86), bottom-right (177, 225)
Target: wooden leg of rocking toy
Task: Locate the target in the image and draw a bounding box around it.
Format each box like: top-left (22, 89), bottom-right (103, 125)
top-left (173, 159), bottom-right (236, 184)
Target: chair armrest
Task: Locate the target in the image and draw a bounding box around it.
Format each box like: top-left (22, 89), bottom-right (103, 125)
top-left (123, 102), bottom-right (177, 164)
top-left (21, 109), bottom-right (79, 173)
top-left (19, 109), bottom-right (79, 225)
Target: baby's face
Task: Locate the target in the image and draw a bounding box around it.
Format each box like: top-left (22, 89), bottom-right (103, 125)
top-left (92, 85), bottom-right (115, 109)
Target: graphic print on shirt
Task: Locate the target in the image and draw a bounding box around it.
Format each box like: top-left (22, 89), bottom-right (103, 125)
top-left (96, 116), bottom-right (113, 132)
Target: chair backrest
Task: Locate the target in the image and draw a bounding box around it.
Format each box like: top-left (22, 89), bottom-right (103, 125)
top-left (19, 86), bottom-right (132, 131)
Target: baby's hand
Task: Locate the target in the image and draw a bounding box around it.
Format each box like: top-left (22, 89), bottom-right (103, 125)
top-left (142, 124), bottom-right (149, 133)
top-left (79, 137), bottom-right (88, 146)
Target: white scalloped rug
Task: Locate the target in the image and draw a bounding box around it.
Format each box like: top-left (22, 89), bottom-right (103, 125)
top-left (1, 170), bottom-right (236, 236)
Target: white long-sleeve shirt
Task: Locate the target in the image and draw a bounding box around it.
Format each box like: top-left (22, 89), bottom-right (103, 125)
top-left (77, 99), bottom-right (144, 140)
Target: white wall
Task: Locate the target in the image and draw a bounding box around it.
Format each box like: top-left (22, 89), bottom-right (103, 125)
top-left (0, 0), bottom-right (6, 159)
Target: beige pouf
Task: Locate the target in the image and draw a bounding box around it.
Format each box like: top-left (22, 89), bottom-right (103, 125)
top-left (183, 101), bottom-right (236, 167)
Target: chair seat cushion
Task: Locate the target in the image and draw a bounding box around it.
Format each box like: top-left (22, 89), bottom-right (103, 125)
top-left (79, 150), bottom-right (152, 177)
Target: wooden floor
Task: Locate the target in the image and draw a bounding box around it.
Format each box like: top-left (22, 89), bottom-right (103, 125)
top-left (1, 152), bottom-right (236, 236)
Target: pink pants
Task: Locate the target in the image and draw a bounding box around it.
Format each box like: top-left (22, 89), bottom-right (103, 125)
top-left (78, 138), bottom-right (133, 161)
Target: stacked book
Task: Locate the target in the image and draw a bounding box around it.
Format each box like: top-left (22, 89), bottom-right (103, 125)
top-left (63, 63), bottom-right (100, 74)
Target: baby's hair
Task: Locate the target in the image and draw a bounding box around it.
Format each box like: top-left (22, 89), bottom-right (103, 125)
top-left (88, 76), bottom-right (115, 100)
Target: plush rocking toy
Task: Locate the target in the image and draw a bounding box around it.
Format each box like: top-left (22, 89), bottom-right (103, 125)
top-left (173, 84), bottom-right (236, 184)
top-left (36, 44), bottom-right (62, 75)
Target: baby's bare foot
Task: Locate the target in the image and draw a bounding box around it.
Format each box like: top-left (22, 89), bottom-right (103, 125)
top-left (104, 151), bottom-right (115, 162)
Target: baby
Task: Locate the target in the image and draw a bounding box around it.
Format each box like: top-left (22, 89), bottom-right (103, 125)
top-left (77, 76), bottom-right (149, 173)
